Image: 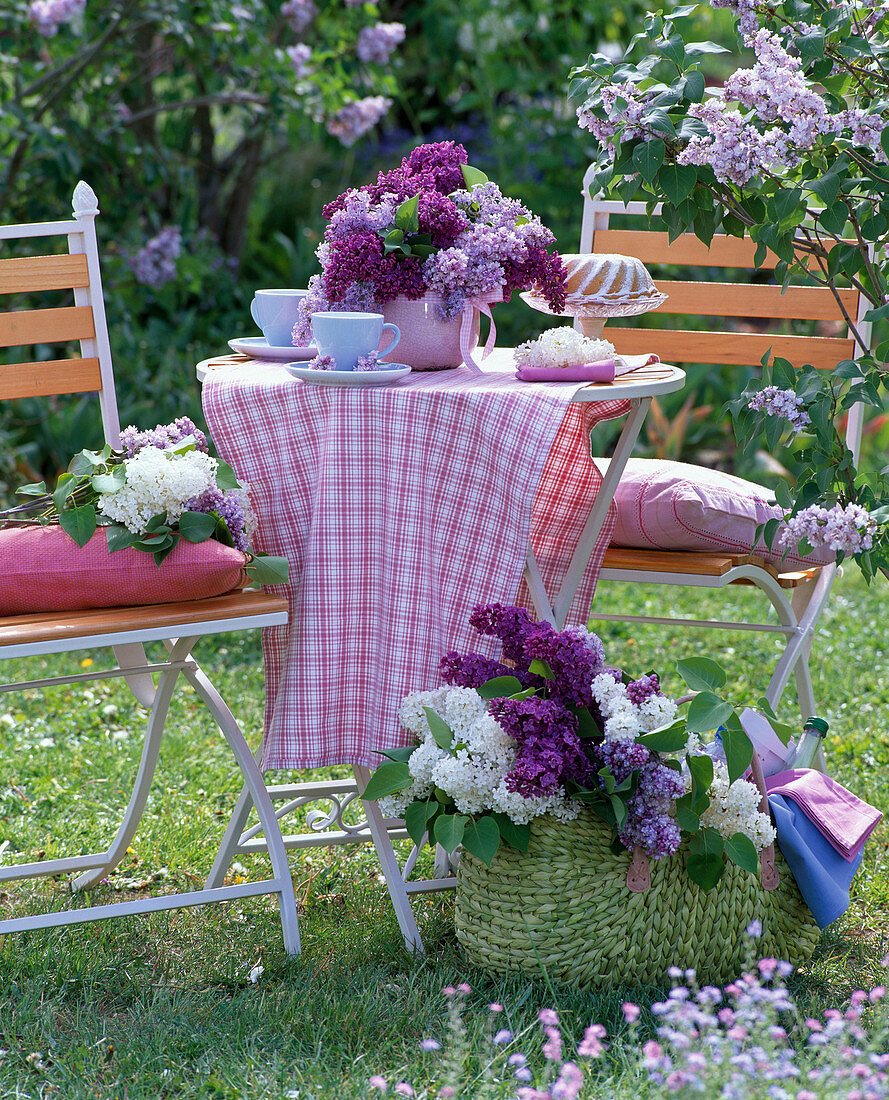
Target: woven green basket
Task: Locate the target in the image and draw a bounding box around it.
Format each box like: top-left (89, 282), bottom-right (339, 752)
top-left (455, 808), bottom-right (820, 988)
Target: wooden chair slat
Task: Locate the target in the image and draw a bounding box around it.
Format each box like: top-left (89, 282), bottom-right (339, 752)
top-left (0, 591), bottom-right (289, 648)
top-left (601, 547), bottom-right (821, 588)
top-left (0, 358), bottom-right (102, 399)
top-left (0, 253), bottom-right (90, 294)
top-left (595, 229), bottom-right (780, 268)
top-left (605, 327), bottom-right (856, 370)
top-left (0, 305), bottom-right (95, 348)
top-left (651, 280), bottom-right (857, 321)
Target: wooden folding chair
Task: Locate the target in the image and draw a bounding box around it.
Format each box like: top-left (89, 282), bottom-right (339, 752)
top-left (0, 182), bottom-right (301, 952)
top-left (577, 182), bottom-right (873, 720)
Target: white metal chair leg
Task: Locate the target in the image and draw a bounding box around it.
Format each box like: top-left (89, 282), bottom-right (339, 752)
top-left (182, 657), bottom-right (301, 955)
top-left (72, 637), bottom-right (193, 890)
top-left (353, 764), bottom-right (425, 954)
top-left (112, 642), bottom-right (157, 707)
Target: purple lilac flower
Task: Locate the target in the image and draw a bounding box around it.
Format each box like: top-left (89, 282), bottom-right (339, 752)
top-left (327, 190), bottom-right (397, 240)
top-left (619, 760), bottom-right (686, 858)
top-left (747, 386), bottom-right (811, 433)
top-left (677, 102), bottom-right (766, 186)
top-left (325, 96), bottom-right (392, 146)
top-left (576, 82), bottom-right (651, 147)
top-left (30, 0), bottom-right (84, 36)
top-left (468, 602), bottom-right (536, 662)
top-left (439, 651), bottom-right (518, 688)
top-left (522, 620), bottom-right (605, 708)
top-left (118, 417), bottom-right (209, 457)
top-left (129, 225), bottom-right (182, 289)
top-left (491, 696), bottom-right (593, 797)
top-left (183, 486), bottom-right (252, 552)
top-left (356, 21), bottom-right (406, 65)
top-left (776, 502), bottom-right (879, 556)
top-left (308, 353), bottom-right (336, 370)
top-left (322, 231), bottom-right (426, 303)
top-left (354, 353), bottom-right (378, 372)
top-left (287, 43), bottom-right (313, 78)
top-left (710, 0), bottom-right (759, 38)
top-left (626, 672), bottom-right (663, 706)
top-left (281, 0), bottom-right (316, 33)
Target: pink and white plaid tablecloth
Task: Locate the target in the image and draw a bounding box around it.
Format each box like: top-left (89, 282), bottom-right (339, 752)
top-left (202, 354), bottom-right (630, 768)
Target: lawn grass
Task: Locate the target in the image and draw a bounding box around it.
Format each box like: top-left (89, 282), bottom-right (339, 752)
top-left (0, 572), bottom-right (886, 1098)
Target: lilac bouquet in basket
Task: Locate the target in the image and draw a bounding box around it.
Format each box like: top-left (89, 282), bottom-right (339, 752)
top-left (363, 604), bottom-right (776, 890)
top-left (293, 141), bottom-right (568, 343)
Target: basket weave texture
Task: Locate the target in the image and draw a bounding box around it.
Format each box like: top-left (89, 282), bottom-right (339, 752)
top-left (455, 809), bottom-right (820, 988)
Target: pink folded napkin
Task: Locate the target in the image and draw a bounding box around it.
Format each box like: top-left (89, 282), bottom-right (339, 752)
top-left (765, 769), bottom-right (883, 862)
top-left (515, 352), bottom-right (661, 384)
top-left (515, 359), bottom-right (616, 383)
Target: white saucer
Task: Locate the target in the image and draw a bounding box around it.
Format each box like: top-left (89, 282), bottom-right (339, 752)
top-left (284, 363), bottom-right (412, 387)
top-left (229, 336), bottom-right (317, 361)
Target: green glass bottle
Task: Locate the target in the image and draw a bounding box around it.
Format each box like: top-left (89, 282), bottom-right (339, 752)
top-left (783, 716), bottom-right (829, 770)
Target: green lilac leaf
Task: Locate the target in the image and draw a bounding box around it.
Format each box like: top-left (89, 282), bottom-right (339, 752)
top-left (434, 813), bottom-right (468, 852)
top-left (424, 707), bottom-right (455, 751)
top-left (721, 725), bottom-right (754, 785)
top-left (491, 813), bottom-right (530, 853)
top-left (461, 816), bottom-right (501, 866)
top-left (687, 852), bottom-right (725, 890)
top-left (404, 800), bottom-right (438, 847)
top-left (361, 761), bottom-right (412, 801)
top-left (244, 553), bottom-right (290, 585)
top-left (686, 692), bottom-right (734, 733)
top-left (476, 676), bottom-right (524, 700)
top-left (636, 720), bottom-right (688, 752)
top-left (177, 511), bottom-right (218, 543)
top-left (677, 657), bottom-right (726, 692)
top-left (59, 505), bottom-right (97, 548)
top-left (725, 832), bottom-right (759, 874)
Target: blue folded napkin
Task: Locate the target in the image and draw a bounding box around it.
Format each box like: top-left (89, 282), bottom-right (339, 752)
top-left (769, 793), bottom-right (863, 928)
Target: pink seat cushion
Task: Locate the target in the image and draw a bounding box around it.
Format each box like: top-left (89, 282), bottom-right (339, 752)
top-left (599, 458), bottom-right (835, 570)
top-left (0, 526), bottom-right (248, 615)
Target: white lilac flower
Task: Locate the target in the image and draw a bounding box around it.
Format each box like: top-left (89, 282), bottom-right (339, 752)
top-left (698, 764), bottom-right (776, 851)
top-left (638, 694), bottom-right (679, 732)
top-left (97, 447), bottom-right (217, 534)
top-left (513, 326), bottom-right (616, 369)
top-left (398, 688), bottom-right (451, 737)
top-left (407, 738), bottom-right (448, 790)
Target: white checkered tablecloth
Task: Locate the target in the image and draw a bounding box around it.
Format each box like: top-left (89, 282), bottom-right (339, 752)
top-left (202, 354), bottom-right (630, 768)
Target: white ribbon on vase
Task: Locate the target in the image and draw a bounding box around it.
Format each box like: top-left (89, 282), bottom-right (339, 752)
top-left (459, 286), bottom-right (505, 375)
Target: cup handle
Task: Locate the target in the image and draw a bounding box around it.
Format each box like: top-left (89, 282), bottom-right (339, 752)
top-left (379, 322), bottom-right (401, 359)
top-left (250, 298), bottom-right (261, 331)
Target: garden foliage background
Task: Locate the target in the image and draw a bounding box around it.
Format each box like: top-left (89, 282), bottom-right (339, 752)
top-left (0, 0), bottom-right (753, 491)
top-left (2, 0), bottom-right (887, 495)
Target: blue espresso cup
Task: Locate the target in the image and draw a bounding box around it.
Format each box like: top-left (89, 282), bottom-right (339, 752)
top-left (311, 311), bottom-right (400, 371)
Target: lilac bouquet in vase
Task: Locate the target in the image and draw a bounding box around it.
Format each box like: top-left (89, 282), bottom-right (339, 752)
top-left (294, 142), bottom-right (568, 371)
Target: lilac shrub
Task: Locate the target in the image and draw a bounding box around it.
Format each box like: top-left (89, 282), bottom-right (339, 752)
top-left (569, 0), bottom-right (889, 583)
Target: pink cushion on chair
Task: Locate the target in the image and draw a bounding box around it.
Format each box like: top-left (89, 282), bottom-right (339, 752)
top-left (599, 458), bottom-right (835, 570)
top-left (0, 526), bottom-right (248, 615)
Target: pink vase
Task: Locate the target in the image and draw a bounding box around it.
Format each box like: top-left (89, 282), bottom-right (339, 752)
top-left (380, 293), bottom-right (479, 370)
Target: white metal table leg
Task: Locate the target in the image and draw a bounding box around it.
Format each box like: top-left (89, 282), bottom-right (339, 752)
top-left (524, 398), bottom-right (652, 628)
top-left (353, 764), bottom-right (425, 954)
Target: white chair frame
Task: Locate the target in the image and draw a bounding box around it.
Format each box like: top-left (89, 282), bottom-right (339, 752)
top-left (578, 178), bottom-right (873, 720)
top-left (0, 183), bottom-right (301, 952)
